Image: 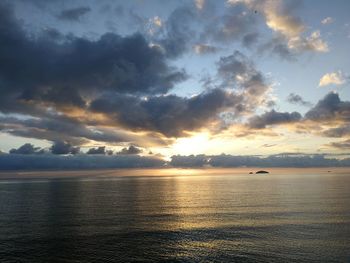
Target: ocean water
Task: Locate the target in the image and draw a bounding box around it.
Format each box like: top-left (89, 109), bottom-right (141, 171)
top-left (0, 168), bottom-right (349, 262)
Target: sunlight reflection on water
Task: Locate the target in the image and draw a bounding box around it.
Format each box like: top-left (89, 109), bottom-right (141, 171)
top-left (0, 168), bottom-right (349, 262)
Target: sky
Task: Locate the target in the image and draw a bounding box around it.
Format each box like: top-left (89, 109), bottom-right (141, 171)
top-left (0, 0), bottom-right (350, 166)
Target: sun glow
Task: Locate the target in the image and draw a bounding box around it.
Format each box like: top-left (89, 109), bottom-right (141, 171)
top-left (172, 133), bottom-right (212, 156)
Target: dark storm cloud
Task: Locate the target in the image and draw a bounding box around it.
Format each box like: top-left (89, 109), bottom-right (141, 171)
top-left (57, 6), bottom-right (91, 21)
top-left (286, 93), bottom-right (312, 107)
top-left (170, 154), bottom-right (350, 168)
top-left (248, 110), bottom-right (302, 129)
top-left (1, 30), bottom-right (187, 101)
top-left (0, 1), bottom-right (187, 114)
top-left (90, 89), bottom-right (242, 137)
top-left (86, 146), bottom-right (106, 155)
top-left (117, 145), bottom-right (143, 155)
top-left (50, 141), bottom-right (80, 155)
top-left (305, 92), bottom-right (350, 121)
top-left (9, 143), bottom-right (43, 155)
top-left (0, 154), bottom-right (165, 170)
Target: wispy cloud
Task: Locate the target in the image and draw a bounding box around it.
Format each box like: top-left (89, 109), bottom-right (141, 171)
top-left (286, 93), bottom-right (312, 107)
top-left (194, 0), bottom-right (205, 10)
top-left (321, 17), bottom-right (334, 25)
top-left (193, 44), bottom-right (219, 55)
top-left (57, 6), bottom-right (91, 21)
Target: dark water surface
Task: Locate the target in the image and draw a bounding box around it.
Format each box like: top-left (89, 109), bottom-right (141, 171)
top-left (0, 169), bottom-right (350, 262)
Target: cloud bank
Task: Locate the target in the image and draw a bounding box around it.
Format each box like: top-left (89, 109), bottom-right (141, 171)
top-left (170, 154), bottom-right (350, 168)
top-left (0, 154), bottom-right (165, 170)
top-left (0, 152), bottom-right (349, 170)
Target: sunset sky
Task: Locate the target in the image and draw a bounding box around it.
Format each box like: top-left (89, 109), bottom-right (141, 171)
top-left (0, 0), bottom-right (349, 160)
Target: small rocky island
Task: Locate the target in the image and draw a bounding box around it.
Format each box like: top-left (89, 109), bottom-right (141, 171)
top-left (255, 170), bottom-right (269, 174)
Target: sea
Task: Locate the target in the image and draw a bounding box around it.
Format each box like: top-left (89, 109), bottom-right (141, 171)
top-left (0, 168), bottom-right (349, 262)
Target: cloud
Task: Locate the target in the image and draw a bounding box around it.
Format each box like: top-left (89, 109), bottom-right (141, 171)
top-left (288, 31), bottom-right (328, 53)
top-left (258, 36), bottom-right (295, 60)
top-left (170, 154), bottom-right (209, 167)
top-left (193, 44), bottom-right (219, 55)
top-left (216, 51), bottom-right (272, 107)
top-left (1, 149), bottom-right (349, 170)
top-left (286, 93), bottom-right (312, 107)
top-left (0, 30), bottom-right (187, 103)
top-left (50, 141), bottom-right (80, 155)
top-left (260, 31), bottom-right (328, 59)
top-left (57, 6), bottom-right (91, 21)
top-left (319, 71), bottom-right (346, 87)
top-left (0, 2), bottom-right (187, 114)
top-left (171, 153), bottom-right (350, 167)
top-left (321, 17), bottom-right (333, 25)
top-left (117, 145), bottom-right (143, 155)
top-left (262, 143), bottom-right (276, 148)
top-left (202, 7), bottom-right (257, 44)
top-left (151, 16), bottom-right (162, 27)
top-left (242, 32), bottom-right (259, 48)
top-left (90, 89), bottom-right (242, 137)
top-left (159, 6), bottom-right (196, 58)
top-left (0, 115), bottom-right (134, 145)
top-left (248, 110), bottom-right (302, 129)
top-left (323, 125), bottom-right (350, 138)
top-left (86, 50), bottom-right (274, 138)
top-left (305, 92), bottom-right (350, 122)
top-left (86, 146), bottom-right (106, 155)
top-left (260, 1), bottom-right (304, 38)
top-left (0, 2), bottom-right (196, 145)
top-left (9, 143), bottom-right (43, 154)
top-left (228, 0), bottom-right (329, 55)
top-left (195, 0), bottom-right (205, 10)
top-left (228, 0), bottom-right (304, 37)
top-left (0, 5), bottom-right (187, 126)
top-left (0, 1), bottom-right (344, 154)
top-left (0, 154), bottom-right (165, 170)
top-left (327, 139), bottom-right (350, 150)
top-left (147, 16), bottom-right (163, 35)
top-left (285, 92), bottom-right (350, 143)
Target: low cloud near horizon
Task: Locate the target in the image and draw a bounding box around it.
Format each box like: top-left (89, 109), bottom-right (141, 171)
top-left (0, 151), bottom-right (349, 170)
